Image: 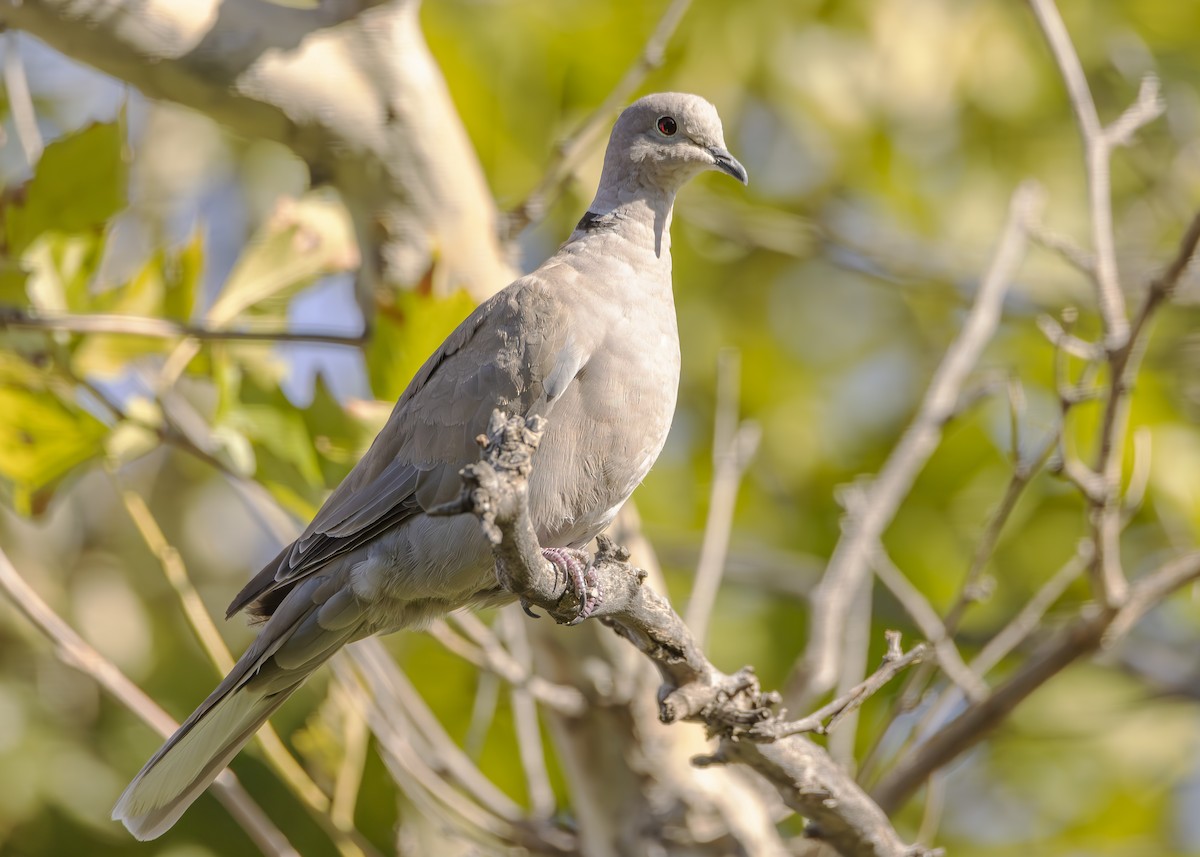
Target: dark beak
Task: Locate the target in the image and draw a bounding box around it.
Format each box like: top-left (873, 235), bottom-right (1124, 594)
top-left (709, 146), bottom-right (748, 185)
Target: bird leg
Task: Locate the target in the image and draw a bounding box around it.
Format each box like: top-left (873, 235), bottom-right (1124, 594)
top-left (542, 547), bottom-right (601, 624)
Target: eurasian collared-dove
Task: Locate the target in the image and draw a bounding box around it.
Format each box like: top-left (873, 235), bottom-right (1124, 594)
top-left (113, 92), bottom-right (747, 839)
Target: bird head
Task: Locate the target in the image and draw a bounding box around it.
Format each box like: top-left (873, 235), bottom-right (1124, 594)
top-left (606, 92), bottom-right (748, 192)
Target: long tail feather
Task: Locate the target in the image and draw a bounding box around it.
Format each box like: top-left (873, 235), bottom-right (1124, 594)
top-left (112, 684), bottom-right (295, 840)
top-left (113, 573), bottom-right (363, 840)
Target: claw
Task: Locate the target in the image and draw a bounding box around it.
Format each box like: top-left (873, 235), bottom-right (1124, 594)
top-left (541, 547), bottom-right (602, 623)
top-left (519, 597), bottom-right (541, 619)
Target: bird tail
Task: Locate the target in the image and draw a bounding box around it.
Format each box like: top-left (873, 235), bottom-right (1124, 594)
top-left (112, 677), bottom-right (296, 840)
top-left (113, 577), bottom-right (363, 840)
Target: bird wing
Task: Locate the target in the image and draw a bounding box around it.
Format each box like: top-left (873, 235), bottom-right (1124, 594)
top-left (226, 276), bottom-right (581, 618)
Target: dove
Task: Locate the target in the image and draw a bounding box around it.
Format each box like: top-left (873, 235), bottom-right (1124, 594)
top-left (113, 92), bottom-right (747, 839)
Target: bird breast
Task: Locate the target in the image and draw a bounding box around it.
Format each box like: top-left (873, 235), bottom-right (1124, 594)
top-left (528, 283), bottom-right (681, 549)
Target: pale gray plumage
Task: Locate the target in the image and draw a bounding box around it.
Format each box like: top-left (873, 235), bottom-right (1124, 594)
top-left (112, 92), bottom-right (747, 840)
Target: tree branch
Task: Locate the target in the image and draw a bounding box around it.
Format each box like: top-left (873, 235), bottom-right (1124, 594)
top-left (754, 633), bottom-right (929, 739)
top-left (871, 549), bottom-right (1200, 813)
top-left (3, 31), bottom-right (43, 166)
top-left (787, 182), bottom-right (1043, 706)
top-left (0, 545), bottom-right (300, 857)
top-left (1027, 0), bottom-right (1163, 349)
top-left (114, 483), bottom-right (382, 857)
top-left (504, 0), bottom-right (695, 237)
top-left (685, 348), bottom-right (760, 649)
top-left (1, 307), bottom-right (368, 346)
top-left (433, 411), bottom-right (935, 857)
top-left (0, 0), bottom-right (516, 303)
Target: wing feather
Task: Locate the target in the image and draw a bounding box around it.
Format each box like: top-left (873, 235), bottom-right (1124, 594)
top-left (227, 278), bottom-right (583, 619)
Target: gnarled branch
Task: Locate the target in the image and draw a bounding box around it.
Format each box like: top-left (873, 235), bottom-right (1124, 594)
top-left (434, 411), bottom-right (936, 857)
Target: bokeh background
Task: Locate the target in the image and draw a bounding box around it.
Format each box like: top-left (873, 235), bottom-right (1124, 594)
top-left (3, 0), bottom-right (1200, 854)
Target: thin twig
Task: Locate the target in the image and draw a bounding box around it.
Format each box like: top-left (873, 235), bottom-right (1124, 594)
top-left (334, 658), bottom-right (540, 851)
top-left (1027, 220), bottom-right (1095, 276)
top-left (341, 641), bottom-right (576, 853)
top-left (754, 634), bottom-right (927, 740)
top-left (1089, 209), bottom-right (1200, 606)
top-left (788, 182), bottom-right (1043, 705)
top-left (115, 484), bottom-right (381, 857)
top-left (330, 688), bottom-right (370, 837)
top-left (504, 0), bottom-right (694, 237)
top-left (0, 545), bottom-right (299, 857)
top-left (916, 772), bottom-right (948, 848)
top-left (434, 615), bottom-right (587, 716)
top-left (0, 307), bottom-right (367, 347)
top-left (915, 544), bottom-right (1091, 756)
top-left (497, 607), bottom-right (556, 818)
top-left (3, 30), bottom-right (43, 166)
top-left (1106, 75), bottom-right (1165, 148)
top-left (872, 549), bottom-right (1200, 813)
top-left (970, 544), bottom-right (1092, 678)
top-left (1122, 427), bottom-right (1153, 522)
top-left (1036, 314), bottom-right (1101, 360)
top-left (686, 349), bottom-right (760, 648)
top-left (1028, 0), bottom-right (1155, 349)
top-left (829, 569), bottom-right (874, 769)
top-left (871, 549), bottom-right (988, 702)
top-left (946, 429), bottom-right (1059, 635)
top-left (439, 412), bottom-right (935, 857)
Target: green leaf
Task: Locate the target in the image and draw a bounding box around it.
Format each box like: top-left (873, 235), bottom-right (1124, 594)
top-left (0, 383), bottom-right (108, 516)
top-left (0, 258), bottom-right (30, 307)
top-left (164, 230), bottom-right (204, 322)
top-left (303, 373), bottom-right (370, 484)
top-left (206, 189), bottom-right (356, 328)
top-left (23, 232), bottom-right (105, 314)
top-left (3, 122), bottom-right (126, 256)
top-left (219, 370), bottom-right (323, 491)
top-left (71, 254), bottom-right (169, 377)
top-left (366, 289), bottom-right (477, 401)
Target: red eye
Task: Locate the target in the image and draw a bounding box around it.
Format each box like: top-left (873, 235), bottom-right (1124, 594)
top-left (656, 115), bottom-right (677, 136)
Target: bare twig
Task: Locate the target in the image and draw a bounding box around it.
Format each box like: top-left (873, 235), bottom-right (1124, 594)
top-left (0, 546), bottom-right (299, 857)
top-left (1036, 314), bottom-right (1101, 360)
top-left (686, 349), bottom-right (761, 649)
top-left (118, 486), bottom-right (238, 675)
top-left (829, 568), bottom-right (874, 769)
top-left (916, 772), bottom-right (948, 848)
top-left (1089, 209), bottom-right (1200, 605)
top-left (115, 484), bottom-right (381, 857)
top-left (504, 0), bottom-right (694, 237)
top-left (1122, 426), bottom-right (1153, 521)
top-left (970, 543), bottom-right (1092, 678)
top-left (496, 607), bottom-right (556, 818)
top-left (436, 411), bottom-right (935, 857)
top-left (340, 641), bottom-right (576, 853)
top-left (330, 689), bottom-right (370, 837)
top-left (946, 429), bottom-right (1059, 635)
top-left (0, 307), bottom-right (367, 347)
top-left (432, 615), bottom-right (587, 716)
top-left (872, 548), bottom-right (1200, 813)
top-left (2, 0), bottom-right (517, 303)
top-left (1105, 75), bottom-right (1165, 148)
top-left (880, 543), bottom-right (1091, 786)
top-left (788, 182), bottom-right (1043, 705)
top-left (1028, 1), bottom-right (1164, 349)
top-left (865, 543), bottom-right (1091, 792)
top-left (1028, 221), bottom-right (1095, 276)
top-left (870, 549), bottom-right (988, 702)
top-left (754, 634), bottom-right (928, 740)
top-left (2, 30), bottom-right (42, 166)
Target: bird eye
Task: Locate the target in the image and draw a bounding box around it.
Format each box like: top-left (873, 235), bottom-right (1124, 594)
top-left (656, 116), bottom-right (677, 136)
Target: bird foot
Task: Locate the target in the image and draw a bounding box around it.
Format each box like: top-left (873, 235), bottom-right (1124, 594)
top-left (542, 547), bottom-right (600, 624)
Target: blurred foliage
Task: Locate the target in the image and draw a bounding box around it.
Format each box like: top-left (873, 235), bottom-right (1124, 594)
top-left (1, 0), bottom-right (1200, 855)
